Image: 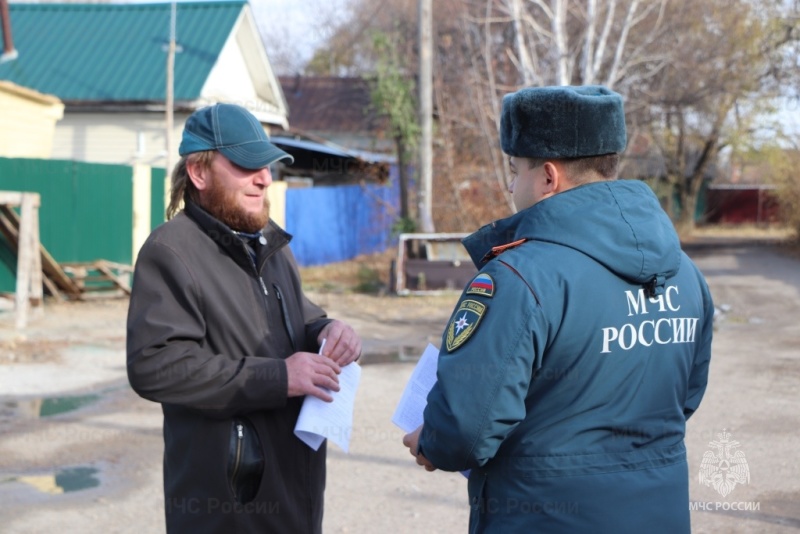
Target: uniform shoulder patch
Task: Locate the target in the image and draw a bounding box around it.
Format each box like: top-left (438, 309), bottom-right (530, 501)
top-left (466, 273), bottom-right (495, 297)
top-left (445, 299), bottom-right (487, 352)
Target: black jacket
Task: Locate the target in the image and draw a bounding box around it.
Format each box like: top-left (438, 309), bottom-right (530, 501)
top-left (127, 202), bottom-right (331, 533)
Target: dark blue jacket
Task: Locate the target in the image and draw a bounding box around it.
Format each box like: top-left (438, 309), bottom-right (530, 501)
top-left (419, 180), bottom-right (714, 533)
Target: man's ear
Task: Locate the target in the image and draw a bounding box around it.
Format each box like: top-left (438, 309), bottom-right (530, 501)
top-left (186, 158), bottom-right (211, 191)
top-left (542, 161), bottom-right (560, 194)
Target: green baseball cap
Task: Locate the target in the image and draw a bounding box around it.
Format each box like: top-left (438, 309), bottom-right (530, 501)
top-left (179, 103), bottom-right (294, 169)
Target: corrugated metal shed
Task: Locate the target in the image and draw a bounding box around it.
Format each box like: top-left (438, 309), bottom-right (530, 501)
top-left (271, 134), bottom-right (395, 186)
top-left (0, 1), bottom-right (244, 102)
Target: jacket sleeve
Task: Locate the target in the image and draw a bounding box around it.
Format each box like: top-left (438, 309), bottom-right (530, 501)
top-left (126, 240), bottom-right (288, 418)
top-left (684, 272), bottom-right (714, 419)
top-left (419, 262), bottom-right (545, 472)
top-left (303, 296), bottom-right (333, 350)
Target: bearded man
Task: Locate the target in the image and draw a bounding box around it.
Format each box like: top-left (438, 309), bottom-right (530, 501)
top-left (126, 103), bottom-right (361, 533)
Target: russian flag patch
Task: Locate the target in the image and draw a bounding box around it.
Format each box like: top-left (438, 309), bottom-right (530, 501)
top-left (466, 273), bottom-right (494, 298)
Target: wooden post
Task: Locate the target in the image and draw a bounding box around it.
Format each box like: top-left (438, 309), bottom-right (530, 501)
top-left (418, 0), bottom-right (435, 233)
top-left (0, 192), bottom-right (45, 328)
top-left (13, 200), bottom-right (31, 328)
top-left (14, 193), bottom-right (42, 328)
top-left (29, 197), bottom-right (43, 315)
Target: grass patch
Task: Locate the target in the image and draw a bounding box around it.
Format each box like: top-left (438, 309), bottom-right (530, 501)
top-left (300, 249), bottom-right (395, 294)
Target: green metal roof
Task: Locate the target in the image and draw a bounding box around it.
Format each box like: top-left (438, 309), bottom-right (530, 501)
top-left (0, 1), bottom-right (246, 102)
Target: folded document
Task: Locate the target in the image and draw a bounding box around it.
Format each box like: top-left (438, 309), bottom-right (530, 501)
top-left (294, 362), bottom-right (362, 453)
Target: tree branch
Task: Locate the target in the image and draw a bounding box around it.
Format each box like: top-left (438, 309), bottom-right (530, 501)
top-left (605, 0), bottom-right (639, 88)
top-left (592, 0), bottom-right (617, 81)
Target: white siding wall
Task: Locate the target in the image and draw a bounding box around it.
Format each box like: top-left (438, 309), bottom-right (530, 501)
top-left (51, 113), bottom-right (186, 167)
top-left (202, 38), bottom-right (259, 107)
top-left (200, 12), bottom-right (287, 128)
top-left (0, 88), bottom-right (64, 159)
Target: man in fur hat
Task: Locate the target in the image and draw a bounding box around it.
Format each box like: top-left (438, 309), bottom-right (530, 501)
top-left (402, 86), bottom-right (714, 533)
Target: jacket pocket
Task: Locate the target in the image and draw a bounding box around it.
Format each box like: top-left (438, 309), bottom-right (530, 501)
top-left (273, 283), bottom-right (297, 351)
top-left (227, 417), bottom-right (264, 504)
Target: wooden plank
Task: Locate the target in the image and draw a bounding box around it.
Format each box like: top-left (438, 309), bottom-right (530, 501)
top-left (29, 201), bottom-right (44, 309)
top-left (1, 197), bottom-right (131, 301)
top-left (0, 192), bottom-right (24, 206)
top-left (61, 262), bottom-right (131, 295)
top-left (61, 265), bottom-right (87, 291)
top-left (0, 191), bottom-right (41, 207)
top-left (0, 207), bottom-right (62, 301)
top-left (95, 261), bottom-right (132, 295)
top-left (42, 275), bottom-right (64, 302)
top-left (0, 204), bottom-right (81, 297)
top-left (0, 208), bottom-right (19, 243)
top-left (100, 260), bottom-right (134, 273)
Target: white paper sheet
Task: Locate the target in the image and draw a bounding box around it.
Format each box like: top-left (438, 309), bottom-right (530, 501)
top-left (391, 343), bottom-right (440, 432)
top-left (392, 343), bottom-right (470, 478)
top-left (294, 361), bottom-right (362, 453)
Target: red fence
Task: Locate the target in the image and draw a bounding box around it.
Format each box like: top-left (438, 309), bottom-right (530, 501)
top-left (704, 186), bottom-right (781, 224)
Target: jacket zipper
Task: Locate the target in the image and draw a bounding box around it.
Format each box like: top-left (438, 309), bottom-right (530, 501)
top-left (273, 284), bottom-right (297, 351)
top-left (231, 422), bottom-right (244, 501)
top-left (258, 277), bottom-right (269, 297)
top-left (241, 240), bottom-right (269, 297)
top-left (246, 242), bottom-right (271, 322)
top-left (248, 241), bottom-right (295, 355)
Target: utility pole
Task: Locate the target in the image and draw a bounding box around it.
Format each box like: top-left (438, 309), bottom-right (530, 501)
top-left (165, 2), bottom-right (177, 181)
top-left (418, 0), bottom-right (435, 233)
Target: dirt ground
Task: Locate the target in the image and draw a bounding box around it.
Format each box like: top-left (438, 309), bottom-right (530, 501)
top-left (0, 233), bottom-right (798, 533)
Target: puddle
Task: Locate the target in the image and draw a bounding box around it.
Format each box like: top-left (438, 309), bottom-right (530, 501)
top-left (0, 383), bottom-right (128, 420)
top-left (360, 346), bottom-right (424, 365)
top-left (54, 467), bottom-right (101, 492)
top-left (2, 393), bottom-right (100, 419)
top-left (8, 466), bottom-right (100, 494)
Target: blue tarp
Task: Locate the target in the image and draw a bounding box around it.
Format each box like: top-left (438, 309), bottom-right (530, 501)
top-left (285, 168), bottom-right (400, 266)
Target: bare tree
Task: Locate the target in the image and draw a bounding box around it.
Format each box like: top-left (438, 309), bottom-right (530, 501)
top-left (500, 0), bottom-right (669, 89)
top-left (299, 0), bottom-right (800, 234)
top-left (446, 0), bottom-right (671, 221)
top-left (639, 0), bottom-right (799, 232)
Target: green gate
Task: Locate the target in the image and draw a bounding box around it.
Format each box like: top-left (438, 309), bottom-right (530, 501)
top-left (0, 157), bottom-right (135, 293)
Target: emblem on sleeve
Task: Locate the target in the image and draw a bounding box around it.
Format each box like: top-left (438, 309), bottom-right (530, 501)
top-left (445, 299), bottom-right (487, 352)
top-left (466, 273), bottom-right (495, 297)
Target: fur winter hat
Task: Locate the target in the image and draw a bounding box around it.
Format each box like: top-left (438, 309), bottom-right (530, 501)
top-left (500, 85), bottom-right (627, 159)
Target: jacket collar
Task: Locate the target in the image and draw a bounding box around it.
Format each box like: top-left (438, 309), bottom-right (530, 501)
top-left (462, 209), bottom-right (531, 269)
top-left (183, 201), bottom-right (292, 273)
top-left (463, 180), bottom-right (681, 291)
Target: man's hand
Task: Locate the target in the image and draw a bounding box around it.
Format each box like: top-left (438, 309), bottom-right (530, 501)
top-left (318, 320), bottom-right (362, 366)
top-left (402, 424), bottom-right (437, 472)
top-left (285, 352), bottom-right (341, 402)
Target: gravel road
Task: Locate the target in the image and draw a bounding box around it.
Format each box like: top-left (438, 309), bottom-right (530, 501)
top-left (0, 237), bottom-right (798, 533)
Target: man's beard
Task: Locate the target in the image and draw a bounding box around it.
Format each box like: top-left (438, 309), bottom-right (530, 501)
top-left (200, 175), bottom-right (269, 233)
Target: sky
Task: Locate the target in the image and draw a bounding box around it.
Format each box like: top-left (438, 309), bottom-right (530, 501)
top-left (249, 0), bottom-right (800, 139)
top-left (122, 0), bottom-right (799, 140)
top-left (779, 97), bottom-right (800, 139)
top-left (250, 0), bottom-right (351, 75)
top-left (122, 0), bottom-right (349, 74)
